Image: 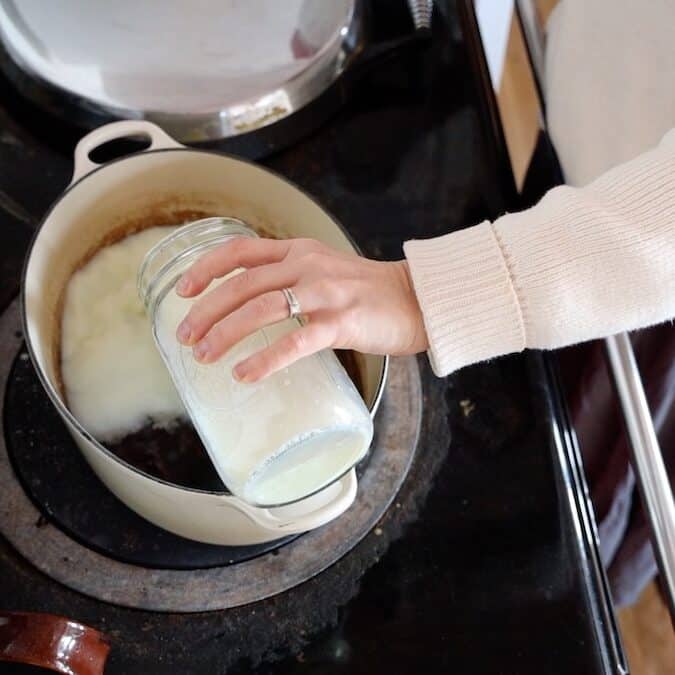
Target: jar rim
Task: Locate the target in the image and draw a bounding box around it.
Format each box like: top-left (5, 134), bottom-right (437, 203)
top-left (137, 216), bottom-right (256, 311)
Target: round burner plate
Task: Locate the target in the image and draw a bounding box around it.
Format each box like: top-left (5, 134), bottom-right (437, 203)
top-left (0, 300), bottom-right (422, 611)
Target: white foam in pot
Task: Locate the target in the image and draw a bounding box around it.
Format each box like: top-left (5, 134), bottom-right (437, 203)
top-left (60, 226), bottom-right (185, 441)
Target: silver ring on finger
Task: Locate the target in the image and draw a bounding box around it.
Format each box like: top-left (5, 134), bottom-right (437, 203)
top-left (281, 287), bottom-right (302, 319)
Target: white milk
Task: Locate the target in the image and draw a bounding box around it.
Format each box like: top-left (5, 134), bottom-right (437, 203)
top-left (137, 217), bottom-right (374, 507)
top-left (154, 286), bottom-right (373, 506)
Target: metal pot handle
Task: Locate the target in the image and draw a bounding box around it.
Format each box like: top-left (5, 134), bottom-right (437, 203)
top-left (71, 120), bottom-right (183, 184)
top-left (236, 469), bottom-right (358, 534)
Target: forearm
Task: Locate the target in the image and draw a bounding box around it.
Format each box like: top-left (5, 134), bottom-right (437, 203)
top-left (405, 129), bottom-right (675, 376)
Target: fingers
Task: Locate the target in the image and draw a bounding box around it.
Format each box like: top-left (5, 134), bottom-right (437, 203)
top-left (173, 237), bottom-right (350, 380)
top-left (192, 290), bottom-right (290, 363)
top-left (177, 262), bottom-right (296, 345)
top-left (192, 284), bottom-right (325, 362)
top-left (233, 322), bottom-right (335, 383)
top-left (176, 237), bottom-right (291, 297)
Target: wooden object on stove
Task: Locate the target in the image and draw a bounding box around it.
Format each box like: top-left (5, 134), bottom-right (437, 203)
top-left (0, 611), bottom-right (110, 674)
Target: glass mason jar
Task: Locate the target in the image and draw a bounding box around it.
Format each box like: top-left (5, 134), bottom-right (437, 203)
top-left (138, 217), bottom-right (373, 507)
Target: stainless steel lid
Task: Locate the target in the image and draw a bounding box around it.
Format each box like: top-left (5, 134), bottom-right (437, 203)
top-left (0, 0), bottom-right (356, 141)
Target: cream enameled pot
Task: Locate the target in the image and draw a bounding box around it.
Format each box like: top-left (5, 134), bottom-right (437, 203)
top-left (21, 120), bottom-right (387, 546)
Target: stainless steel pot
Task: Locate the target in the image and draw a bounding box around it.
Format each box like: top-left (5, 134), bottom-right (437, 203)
top-left (22, 120), bottom-right (388, 545)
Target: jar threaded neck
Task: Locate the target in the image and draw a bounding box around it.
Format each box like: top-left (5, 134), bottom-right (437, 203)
top-left (137, 217), bottom-right (257, 313)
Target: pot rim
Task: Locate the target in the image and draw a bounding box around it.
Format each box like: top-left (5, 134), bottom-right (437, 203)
top-left (20, 146), bottom-right (389, 497)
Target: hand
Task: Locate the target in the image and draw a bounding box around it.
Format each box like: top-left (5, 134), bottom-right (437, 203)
top-left (175, 237), bottom-right (428, 382)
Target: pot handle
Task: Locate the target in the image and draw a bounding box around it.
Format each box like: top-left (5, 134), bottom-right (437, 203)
top-left (71, 120), bottom-right (183, 184)
top-left (238, 469), bottom-right (358, 534)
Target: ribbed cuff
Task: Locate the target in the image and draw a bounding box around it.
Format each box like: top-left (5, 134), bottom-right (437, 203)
top-left (403, 222), bottom-right (526, 376)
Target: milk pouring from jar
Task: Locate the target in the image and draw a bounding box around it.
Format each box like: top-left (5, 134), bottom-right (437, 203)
top-left (138, 217), bottom-right (373, 507)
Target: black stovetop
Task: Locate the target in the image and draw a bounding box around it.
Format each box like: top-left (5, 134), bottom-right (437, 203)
top-left (0, 2), bottom-right (625, 673)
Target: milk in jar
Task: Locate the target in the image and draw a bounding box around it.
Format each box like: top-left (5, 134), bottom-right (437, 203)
top-left (138, 217), bottom-right (373, 506)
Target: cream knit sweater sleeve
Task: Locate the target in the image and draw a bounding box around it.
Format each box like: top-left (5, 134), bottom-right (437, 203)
top-left (403, 128), bottom-right (675, 376)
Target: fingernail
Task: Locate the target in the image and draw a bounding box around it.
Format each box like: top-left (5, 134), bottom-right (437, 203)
top-left (194, 341), bottom-right (210, 362)
top-left (176, 276), bottom-right (191, 295)
top-left (233, 362), bottom-right (251, 382)
top-left (176, 320), bottom-right (191, 344)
